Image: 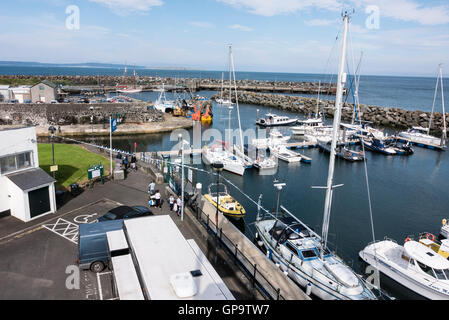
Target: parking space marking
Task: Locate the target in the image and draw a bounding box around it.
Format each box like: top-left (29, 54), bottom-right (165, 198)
top-left (97, 271), bottom-right (112, 300)
top-left (74, 213), bottom-right (98, 224)
top-left (42, 218), bottom-right (79, 244)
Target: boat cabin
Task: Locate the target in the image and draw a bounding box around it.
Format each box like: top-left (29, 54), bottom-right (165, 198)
top-left (403, 241), bottom-right (449, 281)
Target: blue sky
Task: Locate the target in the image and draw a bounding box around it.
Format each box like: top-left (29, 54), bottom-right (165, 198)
top-left (0, 0), bottom-right (448, 76)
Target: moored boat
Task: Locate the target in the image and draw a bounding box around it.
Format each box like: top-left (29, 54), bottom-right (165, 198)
top-left (204, 183), bottom-right (245, 218)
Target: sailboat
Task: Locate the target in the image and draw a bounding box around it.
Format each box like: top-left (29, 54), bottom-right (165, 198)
top-left (153, 83), bottom-right (175, 113)
top-left (254, 13), bottom-right (376, 300)
top-left (116, 64), bottom-right (143, 94)
top-left (398, 64), bottom-right (447, 150)
top-left (202, 45), bottom-right (247, 175)
top-left (215, 72), bottom-right (233, 105)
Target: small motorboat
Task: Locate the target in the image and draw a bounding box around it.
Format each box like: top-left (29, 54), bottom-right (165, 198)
top-left (318, 139), bottom-right (365, 162)
top-left (440, 219), bottom-right (449, 240)
top-left (256, 113), bottom-right (298, 127)
top-left (204, 183), bottom-right (246, 218)
top-left (269, 145), bottom-right (302, 163)
top-left (291, 118), bottom-right (324, 136)
top-left (362, 137), bottom-right (397, 155)
top-left (253, 155), bottom-right (278, 175)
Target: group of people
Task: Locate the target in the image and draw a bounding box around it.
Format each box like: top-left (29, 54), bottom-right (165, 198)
top-left (116, 152), bottom-right (137, 172)
top-left (148, 180), bottom-right (183, 216)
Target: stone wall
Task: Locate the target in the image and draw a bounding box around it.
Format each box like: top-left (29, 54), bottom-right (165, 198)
top-left (228, 92), bottom-right (448, 134)
top-left (0, 102), bottom-right (163, 126)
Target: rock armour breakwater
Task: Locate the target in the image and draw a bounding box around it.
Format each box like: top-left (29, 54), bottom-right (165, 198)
top-left (227, 92), bottom-right (448, 134)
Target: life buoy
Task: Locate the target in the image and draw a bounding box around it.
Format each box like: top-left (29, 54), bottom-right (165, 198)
top-left (426, 233), bottom-right (435, 242)
top-left (443, 219), bottom-right (447, 226)
top-left (405, 237), bottom-right (412, 243)
top-left (346, 151), bottom-right (351, 157)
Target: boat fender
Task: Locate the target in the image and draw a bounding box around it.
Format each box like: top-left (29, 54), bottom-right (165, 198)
top-left (443, 219), bottom-right (447, 226)
top-left (405, 237), bottom-right (412, 243)
top-left (306, 283), bottom-right (312, 296)
top-left (426, 233), bottom-right (436, 242)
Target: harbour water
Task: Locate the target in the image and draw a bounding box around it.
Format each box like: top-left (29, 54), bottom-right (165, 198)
top-left (90, 89), bottom-right (449, 299)
top-left (4, 66), bottom-right (448, 299)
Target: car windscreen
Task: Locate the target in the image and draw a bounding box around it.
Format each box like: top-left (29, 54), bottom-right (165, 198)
top-left (103, 212), bottom-right (117, 220)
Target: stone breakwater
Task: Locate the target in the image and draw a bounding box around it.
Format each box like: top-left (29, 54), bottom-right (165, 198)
top-left (224, 91), bottom-right (448, 134)
top-left (0, 74), bottom-right (339, 95)
top-left (0, 102), bottom-right (163, 127)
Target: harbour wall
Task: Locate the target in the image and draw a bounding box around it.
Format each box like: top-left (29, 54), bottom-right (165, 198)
top-left (0, 102), bottom-right (163, 127)
top-left (227, 91), bottom-right (448, 134)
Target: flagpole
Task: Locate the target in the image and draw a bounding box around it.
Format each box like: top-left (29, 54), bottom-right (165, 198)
top-left (109, 116), bottom-right (113, 178)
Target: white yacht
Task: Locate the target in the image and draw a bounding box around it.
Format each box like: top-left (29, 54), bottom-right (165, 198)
top-left (215, 72), bottom-right (234, 106)
top-left (202, 143), bottom-right (245, 176)
top-left (291, 118), bottom-right (324, 136)
top-left (359, 239), bottom-right (449, 300)
top-left (269, 144), bottom-right (302, 163)
top-left (253, 155), bottom-right (278, 175)
top-left (256, 113), bottom-right (298, 127)
top-left (398, 64), bottom-right (447, 149)
top-left (252, 129), bottom-right (290, 149)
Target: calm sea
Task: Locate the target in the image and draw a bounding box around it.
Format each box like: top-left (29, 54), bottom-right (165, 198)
top-left (0, 66), bottom-right (448, 112)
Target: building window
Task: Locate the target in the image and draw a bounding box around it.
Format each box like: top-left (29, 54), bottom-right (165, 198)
top-left (39, 85), bottom-right (44, 90)
top-left (0, 151), bottom-right (33, 175)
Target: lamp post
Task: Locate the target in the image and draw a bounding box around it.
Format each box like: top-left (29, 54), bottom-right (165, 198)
top-left (48, 125), bottom-right (56, 179)
top-left (274, 182), bottom-right (286, 218)
top-left (212, 162), bottom-right (224, 233)
top-left (178, 134), bottom-right (190, 222)
top-left (90, 106), bottom-right (94, 144)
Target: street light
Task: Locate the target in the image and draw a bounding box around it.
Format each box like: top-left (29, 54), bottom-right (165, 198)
top-left (90, 106), bottom-right (94, 144)
top-left (48, 125), bottom-right (57, 179)
top-left (212, 162), bottom-right (224, 233)
top-left (178, 134), bottom-right (190, 222)
top-left (274, 182), bottom-right (286, 218)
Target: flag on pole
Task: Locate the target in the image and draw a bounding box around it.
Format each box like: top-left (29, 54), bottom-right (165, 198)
top-left (110, 118), bottom-right (117, 133)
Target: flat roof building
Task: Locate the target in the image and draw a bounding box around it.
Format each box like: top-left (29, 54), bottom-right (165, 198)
top-left (0, 126), bottom-right (56, 222)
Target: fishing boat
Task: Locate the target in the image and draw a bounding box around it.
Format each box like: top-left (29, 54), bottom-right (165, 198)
top-left (256, 113), bottom-right (298, 127)
top-left (202, 142), bottom-right (245, 176)
top-left (359, 239), bottom-right (449, 300)
top-left (398, 64), bottom-right (447, 150)
top-left (153, 83), bottom-right (175, 113)
top-left (204, 183), bottom-right (245, 218)
top-left (201, 104), bottom-right (213, 125)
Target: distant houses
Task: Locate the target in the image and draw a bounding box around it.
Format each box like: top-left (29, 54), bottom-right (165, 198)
top-left (0, 80), bottom-right (65, 103)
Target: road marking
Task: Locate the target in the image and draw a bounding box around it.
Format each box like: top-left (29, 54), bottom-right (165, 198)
top-left (74, 213), bottom-right (98, 224)
top-left (96, 271), bottom-right (112, 301)
top-left (42, 218), bottom-right (79, 244)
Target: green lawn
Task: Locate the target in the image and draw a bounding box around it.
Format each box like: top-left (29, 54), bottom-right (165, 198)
top-left (38, 143), bottom-right (114, 189)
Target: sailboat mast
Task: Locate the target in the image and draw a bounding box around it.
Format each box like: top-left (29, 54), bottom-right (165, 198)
top-left (428, 67), bottom-right (440, 135)
top-left (440, 65), bottom-right (447, 145)
top-left (321, 13), bottom-right (349, 258)
top-left (229, 45), bottom-right (244, 152)
top-left (221, 72), bottom-right (224, 101)
top-left (316, 81), bottom-right (321, 119)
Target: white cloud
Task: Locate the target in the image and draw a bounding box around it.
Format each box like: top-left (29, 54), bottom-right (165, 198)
top-left (218, 0), bottom-right (341, 16)
top-left (89, 0), bottom-right (163, 15)
top-left (304, 19), bottom-right (337, 26)
top-left (219, 0), bottom-right (449, 25)
top-left (229, 24), bottom-right (253, 31)
top-left (189, 21), bottom-right (215, 28)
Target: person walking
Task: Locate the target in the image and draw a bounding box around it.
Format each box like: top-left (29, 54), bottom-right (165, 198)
top-left (148, 181), bottom-right (156, 195)
top-left (151, 190), bottom-right (162, 209)
top-left (123, 155), bottom-right (129, 170)
top-left (131, 154), bottom-right (137, 172)
top-left (169, 195), bottom-right (175, 211)
top-left (176, 196), bottom-right (182, 217)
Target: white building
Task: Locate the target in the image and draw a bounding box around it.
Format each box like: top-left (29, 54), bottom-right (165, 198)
top-left (0, 126), bottom-right (56, 222)
top-left (0, 85), bottom-right (10, 102)
top-left (9, 86), bottom-right (31, 103)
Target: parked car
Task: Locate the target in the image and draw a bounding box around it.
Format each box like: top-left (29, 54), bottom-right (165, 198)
top-left (50, 100), bottom-right (59, 104)
top-left (78, 219), bottom-right (124, 272)
top-left (24, 99), bottom-right (32, 104)
top-left (8, 99), bottom-right (19, 104)
top-left (97, 205), bottom-right (153, 222)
